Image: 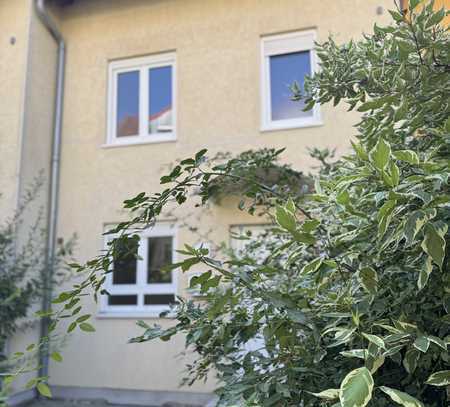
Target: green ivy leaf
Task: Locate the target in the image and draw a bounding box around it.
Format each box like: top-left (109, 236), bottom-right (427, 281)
top-left (425, 370), bottom-right (450, 386)
top-left (339, 367), bottom-right (374, 407)
top-left (379, 386), bottom-right (424, 407)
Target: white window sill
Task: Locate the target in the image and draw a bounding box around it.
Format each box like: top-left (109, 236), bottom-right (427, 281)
top-left (101, 135), bottom-right (177, 149)
top-left (260, 119), bottom-right (323, 133)
top-left (96, 310), bottom-right (174, 319)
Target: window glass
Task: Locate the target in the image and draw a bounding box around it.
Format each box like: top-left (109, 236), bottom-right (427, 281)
top-left (144, 294), bottom-right (175, 305)
top-left (269, 51), bottom-right (312, 121)
top-left (149, 66), bottom-right (173, 134)
top-left (112, 239), bottom-right (137, 285)
top-left (116, 71), bottom-right (140, 137)
top-left (147, 237), bottom-right (172, 283)
top-left (108, 295), bottom-right (137, 306)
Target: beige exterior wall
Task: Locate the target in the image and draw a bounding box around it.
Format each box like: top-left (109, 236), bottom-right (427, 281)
top-left (43, 0), bottom-right (395, 395)
top-left (1, 0), bottom-right (60, 395)
top-left (0, 0), bottom-right (31, 218)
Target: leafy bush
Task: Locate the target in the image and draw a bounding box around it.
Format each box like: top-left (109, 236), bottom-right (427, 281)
top-left (43, 1), bottom-right (450, 406)
top-left (0, 181), bottom-right (74, 401)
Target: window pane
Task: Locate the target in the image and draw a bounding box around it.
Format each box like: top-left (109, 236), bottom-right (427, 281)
top-left (112, 239), bottom-right (137, 285)
top-left (269, 51), bottom-right (312, 121)
top-left (149, 66), bottom-right (172, 134)
top-left (116, 71), bottom-right (139, 137)
top-left (144, 294), bottom-right (175, 305)
top-left (147, 237), bottom-right (172, 283)
top-left (108, 295), bottom-right (137, 306)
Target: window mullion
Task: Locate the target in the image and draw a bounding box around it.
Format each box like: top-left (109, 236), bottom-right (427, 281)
top-left (140, 66), bottom-right (149, 137)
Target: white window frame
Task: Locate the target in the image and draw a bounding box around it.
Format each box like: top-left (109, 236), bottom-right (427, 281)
top-left (99, 224), bottom-right (178, 318)
top-left (260, 30), bottom-right (321, 132)
top-left (106, 52), bottom-right (177, 147)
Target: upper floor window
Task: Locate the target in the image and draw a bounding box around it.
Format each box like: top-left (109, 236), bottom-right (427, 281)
top-left (100, 224), bottom-right (177, 317)
top-left (107, 52), bottom-right (176, 146)
top-left (260, 30), bottom-right (321, 131)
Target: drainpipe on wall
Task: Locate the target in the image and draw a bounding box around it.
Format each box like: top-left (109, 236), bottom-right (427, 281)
top-left (34, 0), bottom-right (66, 382)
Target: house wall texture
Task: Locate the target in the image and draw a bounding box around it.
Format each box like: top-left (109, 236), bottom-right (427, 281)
top-left (0, 0), bottom-right (59, 394)
top-left (0, 0), bottom-right (30, 218)
top-left (44, 0), bottom-right (394, 396)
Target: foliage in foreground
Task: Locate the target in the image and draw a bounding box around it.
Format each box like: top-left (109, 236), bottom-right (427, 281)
top-left (0, 182), bottom-right (74, 403)
top-left (15, 1), bottom-right (450, 406)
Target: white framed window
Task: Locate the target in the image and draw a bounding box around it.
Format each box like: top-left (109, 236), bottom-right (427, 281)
top-left (260, 30), bottom-right (321, 132)
top-left (99, 224), bottom-right (177, 317)
top-left (106, 52), bottom-right (176, 146)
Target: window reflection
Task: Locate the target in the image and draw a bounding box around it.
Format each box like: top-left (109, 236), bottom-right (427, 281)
top-left (116, 71), bottom-right (140, 137)
top-left (149, 66), bottom-right (172, 134)
top-left (269, 51), bottom-right (312, 121)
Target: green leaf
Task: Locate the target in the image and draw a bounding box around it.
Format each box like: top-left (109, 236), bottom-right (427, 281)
top-left (379, 386), bottom-right (423, 407)
top-left (339, 367), bottom-right (374, 407)
top-left (417, 256), bottom-right (433, 291)
top-left (358, 267), bottom-right (378, 294)
top-left (369, 138), bottom-right (391, 171)
top-left (393, 150), bottom-right (419, 165)
top-left (404, 209), bottom-right (437, 246)
top-left (340, 349), bottom-right (368, 359)
top-left (413, 335), bottom-right (429, 353)
top-left (403, 349), bottom-right (419, 374)
top-left (409, 0), bottom-right (420, 10)
top-left (36, 383), bottom-right (52, 398)
top-left (378, 199), bottom-right (396, 238)
top-left (301, 219), bottom-right (320, 233)
top-left (421, 222), bottom-right (447, 269)
top-left (427, 335), bottom-right (447, 350)
top-left (195, 148), bottom-right (207, 161)
top-left (352, 141), bottom-right (368, 161)
top-left (389, 161), bottom-right (400, 187)
top-left (76, 314), bottom-right (91, 323)
top-left (362, 333), bottom-right (386, 349)
top-left (358, 99), bottom-right (384, 112)
top-left (425, 370), bottom-right (450, 386)
top-left (276, 206), bottom-right (296, 232)
top-left (50, 352), bottom-right (63, 363)
top-left (311, 388), bottom-right (339, 400)
top-left (79, 322), bottom-right (96, 332)
top-left (301, 258), bottom-right (323, 275)
top-left (291, 231), bottom-right (316, 245)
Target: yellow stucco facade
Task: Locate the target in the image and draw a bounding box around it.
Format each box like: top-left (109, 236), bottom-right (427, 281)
top-left (3, 0), bottom-right (428, 403)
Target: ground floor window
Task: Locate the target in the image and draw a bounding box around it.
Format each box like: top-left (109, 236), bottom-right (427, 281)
top-left (100, 223), bottom-right (177, 317)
